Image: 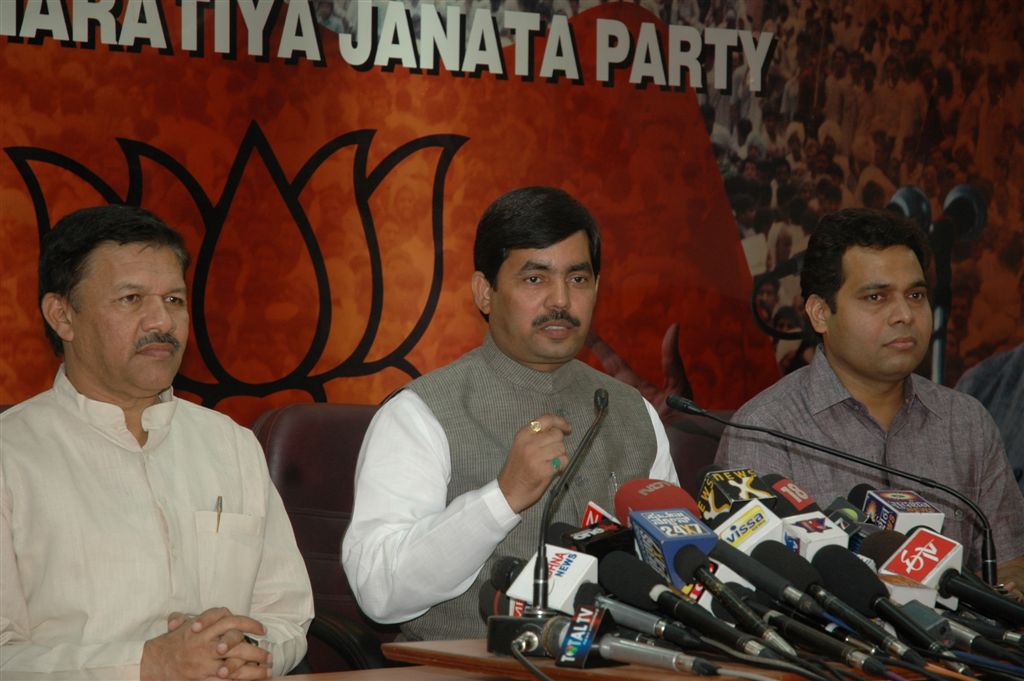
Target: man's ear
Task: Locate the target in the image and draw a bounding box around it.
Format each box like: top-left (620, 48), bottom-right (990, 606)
top-left (805, 294), bottom-right (831, 335)
top-left (41, 293), bottom-right (75, 344)
top-left (471, 271), bottom-right (493, 316)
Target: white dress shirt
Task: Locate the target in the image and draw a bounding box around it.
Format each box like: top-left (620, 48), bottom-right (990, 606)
top-left (341, 389), bottom-right (678, 623)
top-left (0, 368), bottom-right (313, 679)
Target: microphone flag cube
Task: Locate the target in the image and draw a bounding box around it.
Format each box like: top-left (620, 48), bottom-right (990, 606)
top-left (880, 527), bottom-right (963, 609)
top-left (698, 468), bottom-right (775, 525)
top-left (630, 509), bottom-right (717, 587)
top-left (783, 512), bottom-right (848, 560)
top-left (862, 490), bottom-right (944, 534)
top-left (713, 499), bottom-right (784, 552)
top-left (506, 545), bottom-right (598, 614)
top-left (581, 501), bottom-right (619, 528)
top-left (556, 605), bottom-right (621, 668)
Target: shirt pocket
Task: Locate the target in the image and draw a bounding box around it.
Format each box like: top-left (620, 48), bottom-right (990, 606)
top-left (194, 510), bottom-right (265, 614)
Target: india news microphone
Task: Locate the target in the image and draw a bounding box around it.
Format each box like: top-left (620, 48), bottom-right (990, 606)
top-left (666, 394), bottom-right (1000, 586)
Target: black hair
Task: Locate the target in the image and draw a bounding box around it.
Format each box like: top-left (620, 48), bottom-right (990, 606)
top-left (38, 204), bottom-right (190, 355)
top-left (473, 186), bottom-right (601, 288)
top-left (800, 208), bottom-right (931, 312)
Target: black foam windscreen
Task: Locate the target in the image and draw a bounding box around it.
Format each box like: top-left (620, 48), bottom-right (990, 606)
top-left (847, 483), bottom-right (874, 509)
top-left (857, 530), bottom-right (907, 566)
top-left (751, 540), bottom-right (822, 592)
top-left (573, 581), bottom-right (607, 611)
top-left (546, 521), bottom-right (578, 548)
top-left (672, 544), bottom-right (710, 582)
top-left (811, 545), bottom-right (888, 615)
top-left (490, 555), bottom-right (526, 591)
top-left (598, 551), bottom-right (662, 612)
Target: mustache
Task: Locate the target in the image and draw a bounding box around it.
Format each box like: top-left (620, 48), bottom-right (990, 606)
top-left (533, 310), bottom-right (581, 328)
top-left (134, 332), bottom-right (181, 352)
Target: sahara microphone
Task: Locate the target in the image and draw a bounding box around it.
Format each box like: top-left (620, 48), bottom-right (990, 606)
top-left (667, 394), bottom-right (999, 585)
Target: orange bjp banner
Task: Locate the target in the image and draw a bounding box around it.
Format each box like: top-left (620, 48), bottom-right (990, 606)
top-left (1, 1), bottom-right (777, 424)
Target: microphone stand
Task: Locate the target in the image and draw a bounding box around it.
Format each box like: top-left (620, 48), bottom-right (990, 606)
top-left (486, 389), bottom-right (609, 655)
top-left (667, 395), bottom-right (999, 586)
top-left (531, 388), bottom-right (609, 614)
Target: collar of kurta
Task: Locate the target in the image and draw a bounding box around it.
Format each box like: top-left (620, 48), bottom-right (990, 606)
top-left (52, 364), bottom-right (178, 452)
top-left (479, 332), bottom-right (584, 395)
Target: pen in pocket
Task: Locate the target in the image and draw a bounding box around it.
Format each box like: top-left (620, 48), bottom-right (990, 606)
top-left (215, 496), bottom-right (223, 533)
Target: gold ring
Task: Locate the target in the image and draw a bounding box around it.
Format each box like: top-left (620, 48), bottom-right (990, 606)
top-left (529, 420), bottom-right (543, 433)
top-left (552, 457), bottom-right (561, 473)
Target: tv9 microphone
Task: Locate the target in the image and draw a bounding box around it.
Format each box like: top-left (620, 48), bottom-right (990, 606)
top-left (668, 394), bottom-right (1000, 585)
top-left (486, 389), bottom-right (608, 656)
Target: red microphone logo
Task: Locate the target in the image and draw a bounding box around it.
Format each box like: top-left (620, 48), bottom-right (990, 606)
top-left (884, 529), bottom-right (959, 580)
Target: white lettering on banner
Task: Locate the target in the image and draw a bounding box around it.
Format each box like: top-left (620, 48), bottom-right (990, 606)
top-left (4, 0), bottom-right (774, 91)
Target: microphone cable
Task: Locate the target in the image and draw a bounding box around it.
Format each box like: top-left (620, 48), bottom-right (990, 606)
top-left (509, 642), bottom-right (555, 681)
top-left (695, 634), bottom-right (837, 681)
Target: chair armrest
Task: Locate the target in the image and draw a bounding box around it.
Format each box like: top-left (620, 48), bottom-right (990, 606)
top-left (308, 611), bottom-right (387, 670)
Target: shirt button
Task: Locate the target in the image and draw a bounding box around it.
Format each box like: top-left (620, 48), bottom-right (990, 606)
top-left (954, 509), bottom-right (965, 520)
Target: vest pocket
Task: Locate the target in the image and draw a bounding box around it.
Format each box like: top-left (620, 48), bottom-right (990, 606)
top-left (194, 510), bottom-right (265, 613)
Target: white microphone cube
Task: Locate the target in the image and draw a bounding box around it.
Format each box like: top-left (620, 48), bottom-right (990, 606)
top-left (783, 512), bottom-right (848, 561)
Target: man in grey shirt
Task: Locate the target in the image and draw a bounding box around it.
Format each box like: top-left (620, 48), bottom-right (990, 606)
top-left (956, 344), bottom-right (1024, 495)
top-left (716, 208), bottom-right (1024, 590)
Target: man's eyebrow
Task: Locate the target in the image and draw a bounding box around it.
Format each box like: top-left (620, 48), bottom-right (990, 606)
top-left (855, 278), bottom-right (928, 293)
top-left (516, 260), bottom-right (593, 274)
top-left (114, 283), bottom-right (188, 295)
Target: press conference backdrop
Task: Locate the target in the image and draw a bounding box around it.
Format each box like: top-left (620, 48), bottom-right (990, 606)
top-left (2, 1), bottom-right (1021, 424)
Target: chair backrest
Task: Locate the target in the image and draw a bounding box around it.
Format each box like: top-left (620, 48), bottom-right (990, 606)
top-left (251, 403), bottom-right (400, 648)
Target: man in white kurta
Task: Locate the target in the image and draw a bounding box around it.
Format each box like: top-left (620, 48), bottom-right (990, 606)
top-left (0, 205), bottom-right (313, 680)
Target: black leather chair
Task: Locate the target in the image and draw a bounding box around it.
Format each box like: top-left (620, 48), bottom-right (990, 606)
top-left (252, 402), bottom-right (398, 672)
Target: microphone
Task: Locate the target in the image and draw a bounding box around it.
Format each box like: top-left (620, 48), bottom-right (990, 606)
top-left (944, 612), bottom-right (1024, 649)
top-left (542, 610), bottom-right (720, 674)
top-left (877, 528), bottom-right (1024, 625)
top-left (614, 478), bottom-right (701, 526)
top-left (752, 540), bottom-right (926, 665)
top-left (555, 520), bottom-right (636, 560)
top-left (861, 489), bottom-right (944, 534)
top-left (599, 551), bottom-right (778, 659)
top-left (812, 545), bottom-right (970, 674)
top-left (629, 508), bottom-right (716, 587)
top-left (668, 394), bottom-right (1000, 585)
top-left (708, 540), bottom-right (824, 618)
top-left (486, 389), bottom-right (609, 655)
top-left (505, 545), bottom-right (598, 615)
top-left (592, 594), bottom-right (707, 651)
top-left (758, 473), bottom-right (847, 559)
top-left (696, 465), bottom-right (776, 525)
top-left (944, 618), bottom-right (1024, 664)
top-left (719, 583), bottom-right (888, 676)
top-left (673, 545), bottom-right (797, 657)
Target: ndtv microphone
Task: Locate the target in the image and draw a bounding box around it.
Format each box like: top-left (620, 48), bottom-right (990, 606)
top-left (614, 479), bottom-right (700, 527)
